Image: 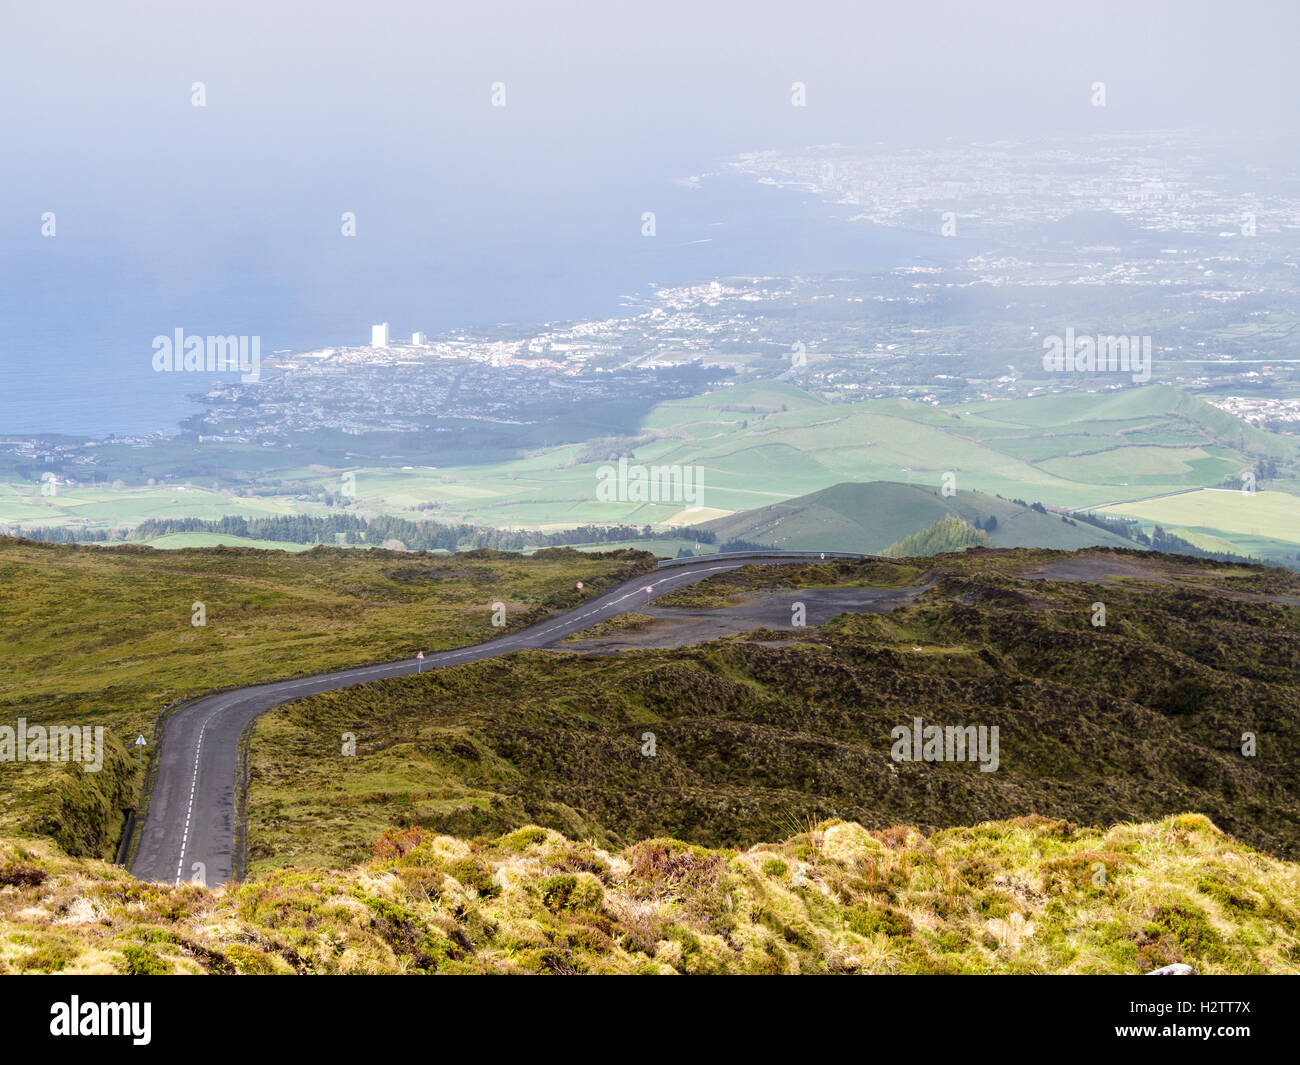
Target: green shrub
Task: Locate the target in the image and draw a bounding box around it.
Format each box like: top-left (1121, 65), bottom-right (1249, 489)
top-left (539, 873), bottom-right (604, 912)
top-left (117, 945), bottom-right (171, 975)
top-left (846, 904), bottom-right (914, 938)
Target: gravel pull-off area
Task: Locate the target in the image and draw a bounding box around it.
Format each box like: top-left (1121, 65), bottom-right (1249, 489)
top-left (563, 585), bottom-right (930, 652)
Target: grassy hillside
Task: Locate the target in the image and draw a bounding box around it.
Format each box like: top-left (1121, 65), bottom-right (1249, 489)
top-left (0, 480), bottom-right (307, 529)
top-left (286, 383), bottom-right (1300, 534)
top-left (11, 385), bottom-right (1298, 564)
top-left (242, 549), bottom-right (1300, 873)
top-left (2, 813), bottom-right (1297, 974)
top-left (698, 481), bottom-right (1134, 553)
top-left (1100, 489), bottom-right (1300, 564)
top-left (0, 538), bottom-right (655, 858)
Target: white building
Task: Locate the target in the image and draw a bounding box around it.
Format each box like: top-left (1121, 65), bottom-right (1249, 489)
top-left (411, 331), bottom-right (425, 346)
top-left (371, 322), bottom-right (390, 347)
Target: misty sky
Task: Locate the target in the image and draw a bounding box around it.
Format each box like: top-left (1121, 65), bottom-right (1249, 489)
top-left (6, 2), bottom-right (1298, 148)
top-left (5, 0), bottom-right (1298, 211)
top-left (5, 0), bottom-right (1297, 276)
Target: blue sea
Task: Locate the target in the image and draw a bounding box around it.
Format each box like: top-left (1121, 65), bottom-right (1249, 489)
top-left (0, 166), bottom-right (954, 438)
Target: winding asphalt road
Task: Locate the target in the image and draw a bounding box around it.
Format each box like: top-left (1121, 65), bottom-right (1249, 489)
top-left (128, 552), bottom-right (872, 885)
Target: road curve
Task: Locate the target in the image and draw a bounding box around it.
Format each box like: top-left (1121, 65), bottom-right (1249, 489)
top-left (129, 553), bottom-right (868, 885)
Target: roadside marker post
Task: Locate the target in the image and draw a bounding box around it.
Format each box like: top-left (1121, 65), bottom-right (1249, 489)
top-left (417, 650), bottom-right (425, 674)
top-left (134, 734), bottom-right (147, 764)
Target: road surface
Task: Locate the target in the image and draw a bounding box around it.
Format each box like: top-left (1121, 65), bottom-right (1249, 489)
top-left (128, 553), bottom-right (869, 885)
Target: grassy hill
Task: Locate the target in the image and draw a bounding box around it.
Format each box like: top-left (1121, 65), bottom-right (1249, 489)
top-left (698, 481), bottom-right (1135, 554)
top-left (0, 537), bottom-right (655, 858)
top-left (293, 383), bottom-right (1300, 538)
top-left (5, 541), bottom-right (1300, 975)
top-left (242, 549), bottom-right (1300, 875)
top-left (1100, 489), bottom-right (1300, 565)
top-left (3, 813), bottom-right (1297, 974)
top-left (11, 384), bottom-right (1299, 565)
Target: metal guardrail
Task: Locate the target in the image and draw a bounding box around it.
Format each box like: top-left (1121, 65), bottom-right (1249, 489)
top-left (655, 550), bottom-right (876, 568)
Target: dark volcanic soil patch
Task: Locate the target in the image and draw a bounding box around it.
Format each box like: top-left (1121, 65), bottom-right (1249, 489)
top-left (563, 585), bottom-right (928, 652)
top-left (1017, 555), bottom-right (1204, 584)
top-left (1018, 554), bottom-right (1300, 605)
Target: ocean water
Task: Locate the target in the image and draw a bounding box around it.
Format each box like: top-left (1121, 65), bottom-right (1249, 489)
top-left (0, 169), bottom-right (952, 438)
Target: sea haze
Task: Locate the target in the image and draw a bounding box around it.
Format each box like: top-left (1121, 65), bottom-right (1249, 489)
top-left (0, 168), bottom-right (953, 438)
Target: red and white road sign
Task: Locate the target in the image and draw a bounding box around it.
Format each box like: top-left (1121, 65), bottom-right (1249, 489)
top-left (576, 581), bottom-right (583, 590)
top-left (417, 651), bottom-right (424, 660)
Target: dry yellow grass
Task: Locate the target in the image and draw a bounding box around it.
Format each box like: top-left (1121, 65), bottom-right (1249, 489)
top-left (2, 813), bottom-right (1296, 975)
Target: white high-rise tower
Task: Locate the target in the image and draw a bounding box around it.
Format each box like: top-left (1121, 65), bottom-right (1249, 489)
top-left (371, 322), bottom-right (389, 347)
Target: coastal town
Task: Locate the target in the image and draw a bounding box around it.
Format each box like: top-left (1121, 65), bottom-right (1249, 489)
top-left (5, 130), bottom-right (1300, 466)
